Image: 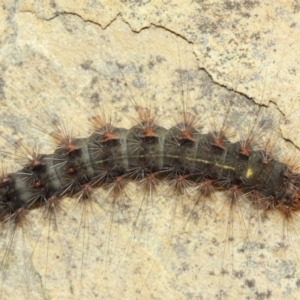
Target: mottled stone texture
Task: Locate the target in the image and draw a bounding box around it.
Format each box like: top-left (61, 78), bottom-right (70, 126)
top-left (0, 1), bottom-right (300, 299)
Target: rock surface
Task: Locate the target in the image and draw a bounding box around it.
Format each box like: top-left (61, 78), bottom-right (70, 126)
top-left (0, 1), bottom-right (300, 299)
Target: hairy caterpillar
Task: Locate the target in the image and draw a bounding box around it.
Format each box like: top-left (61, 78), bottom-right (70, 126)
top-left (0, 10), bottom-right (300, 300)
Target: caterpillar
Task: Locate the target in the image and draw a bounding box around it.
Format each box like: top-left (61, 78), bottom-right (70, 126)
top-left (1, 9), bottom-right (300, 300)
top-left (3, 105), bottom-right (296, 230)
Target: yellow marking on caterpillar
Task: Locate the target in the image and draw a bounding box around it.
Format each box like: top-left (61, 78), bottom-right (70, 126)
top-left (245, 168), bottom-right (253, 178)
top-left (165, 155), bottom-right (236, 171)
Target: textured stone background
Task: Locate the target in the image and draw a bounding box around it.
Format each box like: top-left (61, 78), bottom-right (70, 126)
top-left (0, 0), bottom-right (300, 299)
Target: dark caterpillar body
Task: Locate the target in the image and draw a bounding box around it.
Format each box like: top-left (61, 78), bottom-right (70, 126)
top-left (1, 108), bottom-right (299, 224)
